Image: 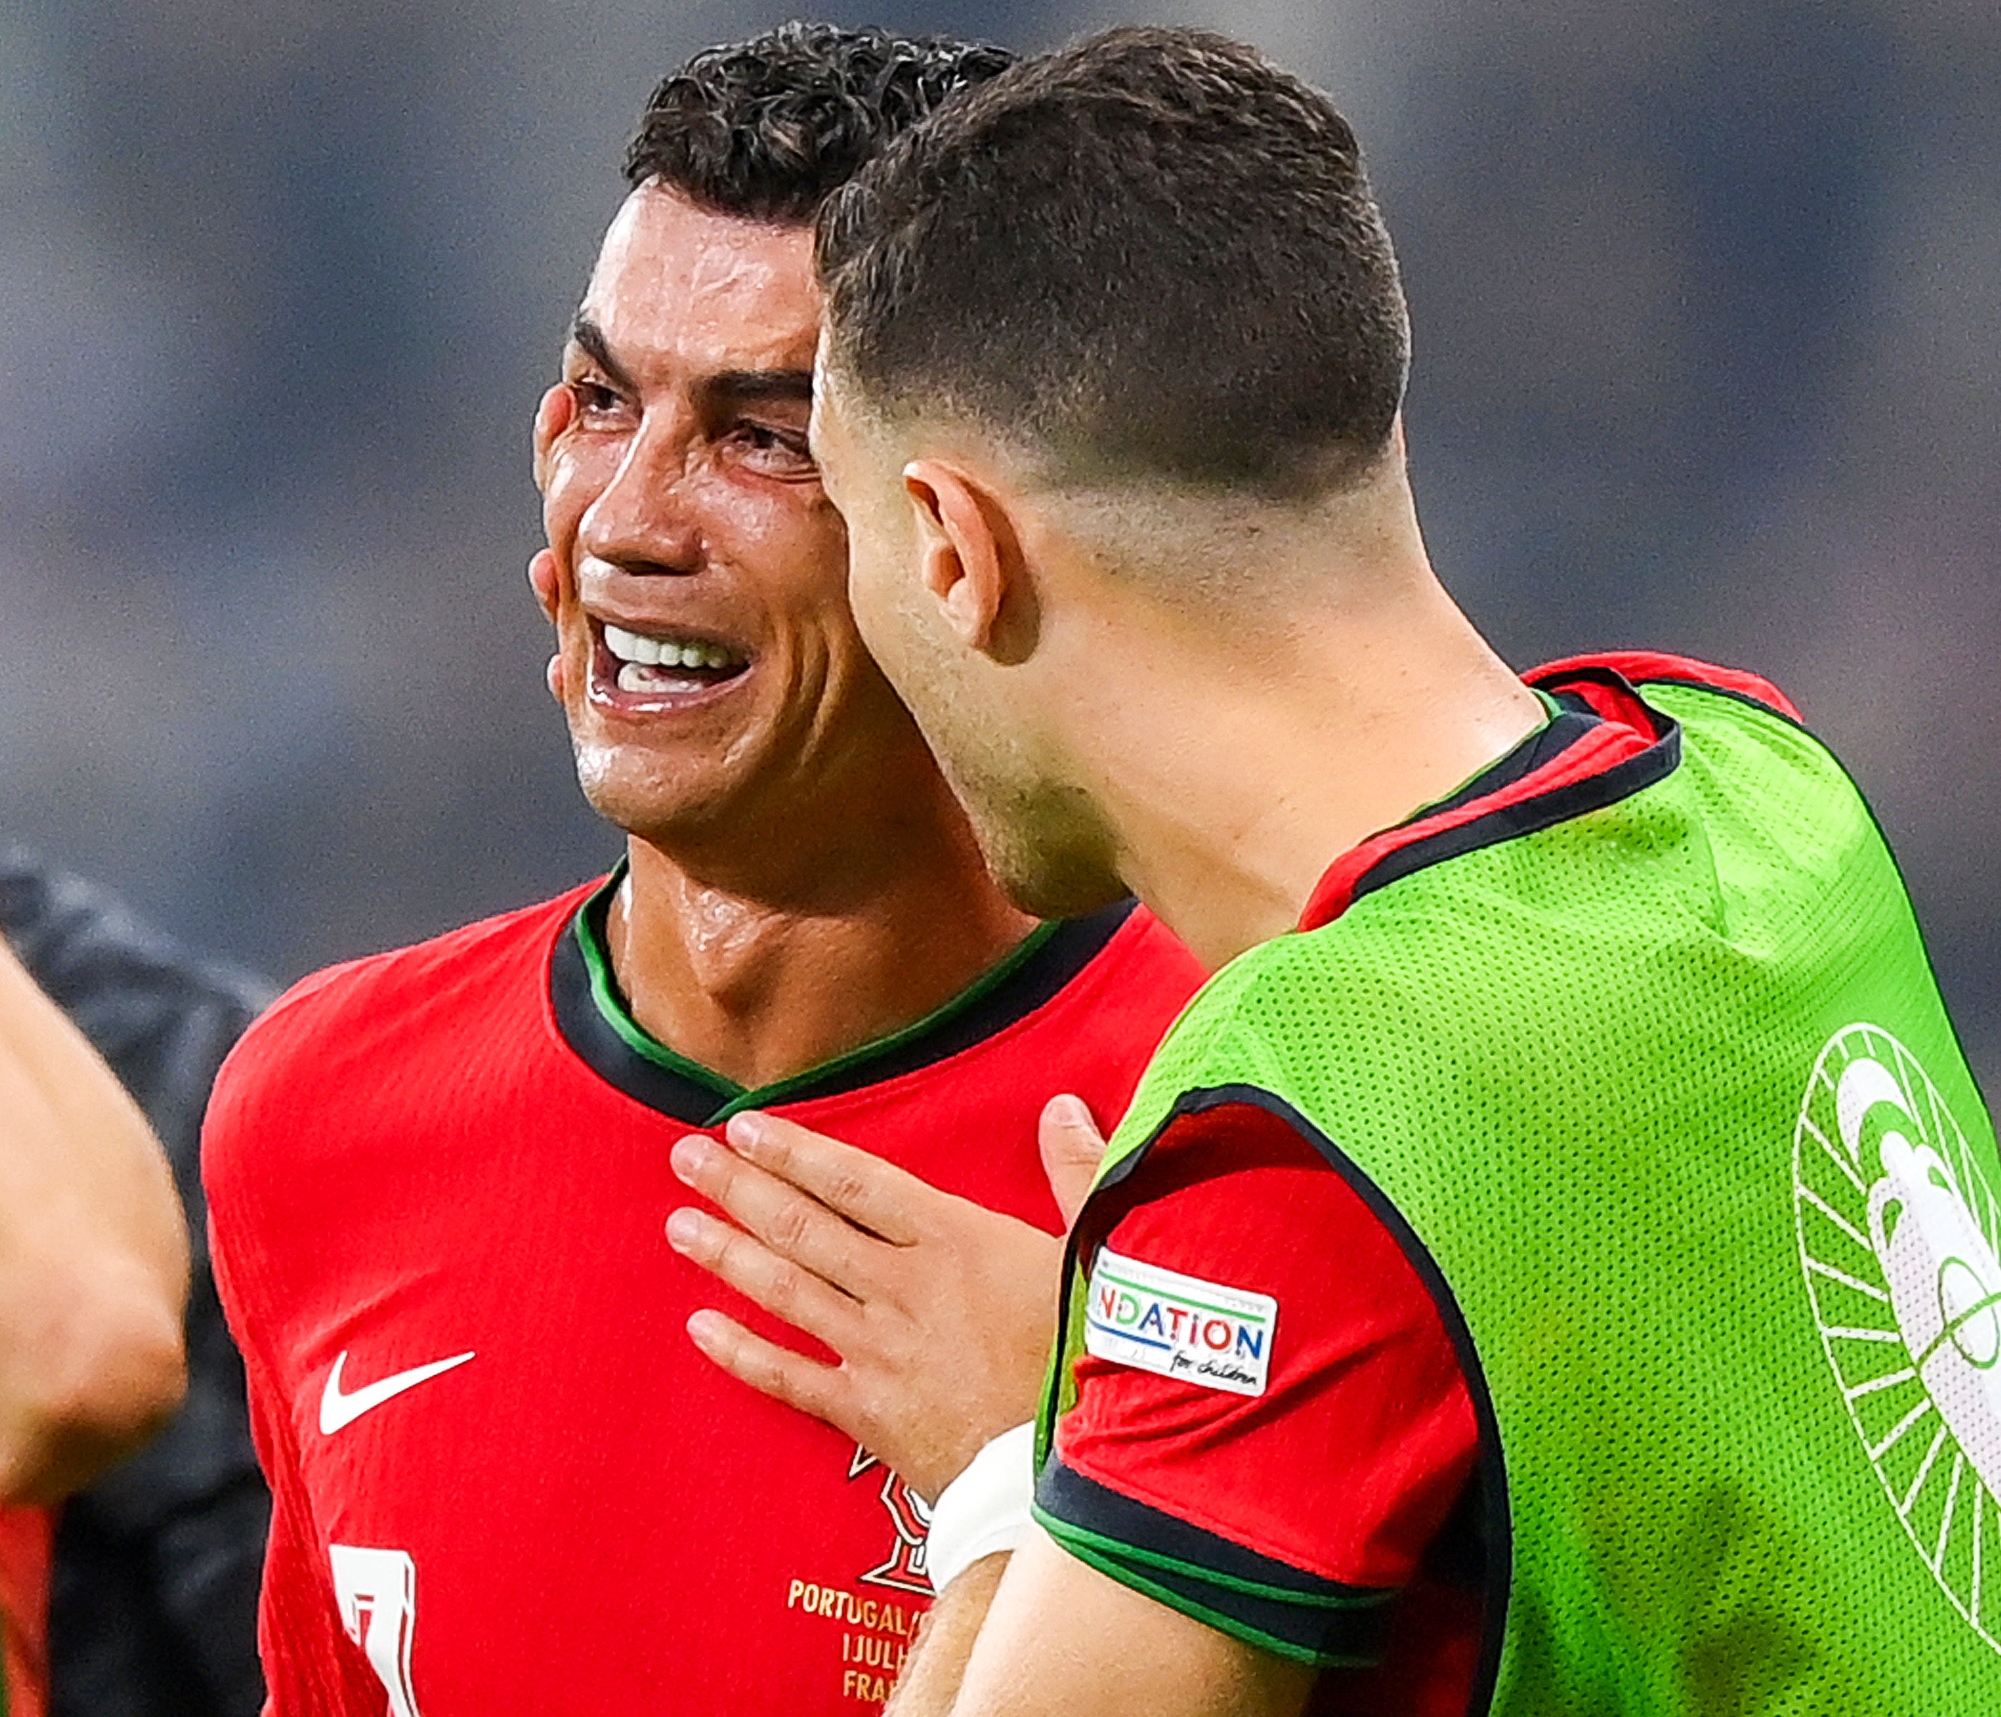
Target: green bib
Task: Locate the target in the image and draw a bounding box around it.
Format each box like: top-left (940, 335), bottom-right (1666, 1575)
top-left (1045, 681), bottom-right (2001, 1711)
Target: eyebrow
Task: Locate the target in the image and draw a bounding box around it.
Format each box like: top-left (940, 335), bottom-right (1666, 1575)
top-left (567, 315), bottom-right (813, 414)
top-left (568, 315), bottom-right (636, 396)
top-left (703, 369), bottom-right (815, 411)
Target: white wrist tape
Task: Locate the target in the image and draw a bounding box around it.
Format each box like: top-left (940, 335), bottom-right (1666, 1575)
top-left (924, 1421), bottom-right (1037, 1593)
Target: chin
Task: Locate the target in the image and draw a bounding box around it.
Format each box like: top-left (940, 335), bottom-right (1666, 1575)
top-left (994, 860), bottom-right (1130, 922)
top-left (572, 748), bottom-right (727, 845)
top-left (968, 800), bottom-right (1128, 923)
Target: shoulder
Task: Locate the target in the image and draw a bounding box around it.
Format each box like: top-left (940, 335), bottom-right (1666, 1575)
top-left (1530, 650), bottom-right (1865, 814)
top-left (1, 851), bottom-right (275, 1186)
top-left (1528, 649), bottom-right (1802, 723)
top-left (244, 882), bottom-right (593, 1048)
top-left (978, 902), bottom-right (1207, 1118)
top-left (1145, 927), bottom-right (1393, 1061)
top-left (1529, 655), bottom-right (1883, 895)
top-left (1104, 935), bottom-right (1372, 1160)
top-left (204, 883), bottom-right (596, 1184)
top-left (1050, 903), bottom-right (1207, 1023)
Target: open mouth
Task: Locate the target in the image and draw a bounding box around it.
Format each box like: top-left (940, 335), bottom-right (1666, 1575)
top-left (594, 620), bottom-right (750, 700)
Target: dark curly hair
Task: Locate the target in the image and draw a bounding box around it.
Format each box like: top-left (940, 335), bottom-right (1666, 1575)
top-left (624, 21), bottom-right (1014, 224)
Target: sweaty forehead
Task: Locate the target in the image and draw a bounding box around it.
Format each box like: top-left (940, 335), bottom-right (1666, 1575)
top-left (579, 182), bottom-right (820, 383)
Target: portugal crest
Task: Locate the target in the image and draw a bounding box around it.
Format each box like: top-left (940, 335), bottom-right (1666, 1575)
top-left (1794, 1023), bottom-right (2001, 1652)
top-left (848, 1444), bottom-right (933, 1595)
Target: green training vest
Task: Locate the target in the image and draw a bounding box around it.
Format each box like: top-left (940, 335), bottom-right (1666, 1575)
top-left (1047, 680), bottom-right (2001, 1711)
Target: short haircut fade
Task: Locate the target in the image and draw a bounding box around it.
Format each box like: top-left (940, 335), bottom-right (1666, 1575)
top-left (818, 27), bottom-right (1411, 501)
top-left (626, 21), bottom-right (1013, 224)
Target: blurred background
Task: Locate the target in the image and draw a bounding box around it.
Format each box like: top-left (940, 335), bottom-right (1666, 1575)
top-left (2, 0), bottom-right (1996, 1092)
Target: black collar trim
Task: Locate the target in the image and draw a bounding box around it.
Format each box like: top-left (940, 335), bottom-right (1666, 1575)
top-left (549, 889), bottom-right (1137, 1127)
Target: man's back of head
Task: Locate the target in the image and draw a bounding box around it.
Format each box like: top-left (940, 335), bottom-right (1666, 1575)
top-left (816, 26), bottom-right (1409, 503)
top-left (807, 25), bottom-right (1540, 955)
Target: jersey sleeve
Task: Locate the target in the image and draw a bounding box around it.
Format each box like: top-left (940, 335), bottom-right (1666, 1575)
top-left (204, 1032), bottom-right (389, 1716)
top-left (1033, 1098), bottom-right (1479, 1668)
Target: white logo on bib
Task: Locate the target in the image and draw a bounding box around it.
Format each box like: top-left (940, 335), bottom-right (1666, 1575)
top-left (1083, 1247), bottom-right (1276, 1397)
top-left (1795, 1023), bottom-right (2001, 1654)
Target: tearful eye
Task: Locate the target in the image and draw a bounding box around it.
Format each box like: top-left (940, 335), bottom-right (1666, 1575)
top-left (570, 379), bottom-right (623, 419)
top-left (734, 423), bottom-right (818, 478)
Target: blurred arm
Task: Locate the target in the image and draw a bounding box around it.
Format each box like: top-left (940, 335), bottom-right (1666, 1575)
top-left (0, 942), bottom-right (187, 1501)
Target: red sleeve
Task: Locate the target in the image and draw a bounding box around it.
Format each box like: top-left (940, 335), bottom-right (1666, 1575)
top-left (0, 1504), bottom-right (51, 1717)
top-left (1036, 1100), bottom-right (1479, 1668)
top-left (204, 1039), bottom-right (386, 1716)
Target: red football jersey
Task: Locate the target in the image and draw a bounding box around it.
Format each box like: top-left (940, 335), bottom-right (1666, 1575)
top-left (204, 878), bottom-right (1203, 1715)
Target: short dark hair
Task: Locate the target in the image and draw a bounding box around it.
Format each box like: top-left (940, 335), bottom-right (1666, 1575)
top-left (625, 22), bottom-right (1014, 224)
top-left (818, 27), bottom-right (1410, 500)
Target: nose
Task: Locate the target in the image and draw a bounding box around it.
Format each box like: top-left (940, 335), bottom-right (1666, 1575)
top-left (577, 411), bottom-right (705, 577)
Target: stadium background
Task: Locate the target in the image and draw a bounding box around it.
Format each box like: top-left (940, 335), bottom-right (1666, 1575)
top-left (3, 0), bottom-right (1996, 1097)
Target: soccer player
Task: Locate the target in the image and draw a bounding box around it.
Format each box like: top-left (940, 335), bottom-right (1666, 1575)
top-left (200, 24), bottom-right (1202, 1715)
top-left (671, 26), bottom-right (2001, 1715)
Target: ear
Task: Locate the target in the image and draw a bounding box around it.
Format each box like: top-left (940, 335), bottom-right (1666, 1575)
top-left (532, 384), bottom-right (573, 492)
top-left (902, 459), bottom-right (1034, 663)
top-left (528, 548), bottom-right (561, 625)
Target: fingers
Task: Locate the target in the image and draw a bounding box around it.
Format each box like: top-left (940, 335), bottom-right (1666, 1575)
top-left (665, 1201), bottom-right (861, 1348)
top-left (683, 1308), bottom-right (853, 1429)
top-left (721, 1112), bottom-right (929, 1246)
top-left (1038, 1095), bottom-right (1107, 1229)
top-left (672, 1130), bottom-right (897, 1296)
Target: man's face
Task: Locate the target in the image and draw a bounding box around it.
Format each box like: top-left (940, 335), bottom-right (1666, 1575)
top-left (535, 183), bottom-right (922, 845)
top-left (812, 366), bottom-right (1125, 919)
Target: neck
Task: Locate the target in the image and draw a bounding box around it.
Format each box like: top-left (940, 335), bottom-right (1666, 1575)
top-left (1060, 546), bottom-right (1542, 972)
top-left (605, 774), bottom-right (1036, 1090)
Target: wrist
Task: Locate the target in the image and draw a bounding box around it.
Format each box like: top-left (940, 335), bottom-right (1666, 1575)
top-left (924, 1421), bottom-right (1036, 1593)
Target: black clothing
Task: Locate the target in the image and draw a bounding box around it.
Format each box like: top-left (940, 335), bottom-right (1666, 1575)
top-left (1, 852), bottom-right (270, 1717)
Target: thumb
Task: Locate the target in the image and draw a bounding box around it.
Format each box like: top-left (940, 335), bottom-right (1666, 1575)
top-left (1039, 1094), bottom-right (1107, 1229)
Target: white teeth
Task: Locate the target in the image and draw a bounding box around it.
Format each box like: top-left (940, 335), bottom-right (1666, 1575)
top-left (601, 623), bottom-right (743, 673)
top-left (602, 623), bottom-right (646, 664)
top-left (604, 620), bottom-right (748, 684)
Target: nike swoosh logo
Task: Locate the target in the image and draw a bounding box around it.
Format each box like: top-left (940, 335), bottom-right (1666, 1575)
top-left (319, 1349), bottom-right (476, 1435)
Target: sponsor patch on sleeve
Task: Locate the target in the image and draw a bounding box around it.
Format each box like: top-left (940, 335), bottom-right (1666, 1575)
top-left (1083, 1246), bottom-right (1276, 1397)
